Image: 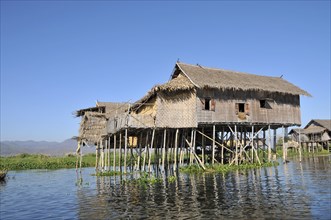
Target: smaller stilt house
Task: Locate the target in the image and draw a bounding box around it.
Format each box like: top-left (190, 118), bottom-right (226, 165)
top-left (76, 102), bottom-right (129, 145)
top-left (289, 119), bottom-right (331, 151)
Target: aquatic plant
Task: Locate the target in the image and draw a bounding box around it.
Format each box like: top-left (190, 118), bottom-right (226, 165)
top-left (92, 171), bottom-right (121, 176)
top-left (0, 153), bottom-right (96, 170)
top-left (180, 161), bottom-right (278, 174)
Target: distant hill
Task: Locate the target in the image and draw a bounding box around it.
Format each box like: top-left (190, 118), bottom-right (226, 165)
top-left (0, 139), bottom-right (95, 156)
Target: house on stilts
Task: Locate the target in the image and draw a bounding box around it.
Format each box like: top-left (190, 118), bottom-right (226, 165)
top-left (76, 62), bottom-right (311, 172)
top-left (289, 119), bottom-right (331, 152)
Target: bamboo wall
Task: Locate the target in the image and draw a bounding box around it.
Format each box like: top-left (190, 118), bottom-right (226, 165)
top-left (79, 112), bottom-right (107, 144)
top-left (156, 91), bottom-right (197, 128)
top-left (196, 89), bottom-right (301, 126)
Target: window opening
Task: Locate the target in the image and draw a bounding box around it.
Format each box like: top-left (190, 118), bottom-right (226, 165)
top-left (204, 98), bottom-right (211, 110)
top-left (238, 103), bottom-right (245, 113)
top-left (260, 100), bottom-right (266, 108)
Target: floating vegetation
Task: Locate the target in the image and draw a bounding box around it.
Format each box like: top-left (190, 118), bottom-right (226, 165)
top-left (180, 162), bottom-right (278, 174)
top-left (0, 153), bottom-right (96, 170)
top-left (92, 171), bottom-right (122, 176)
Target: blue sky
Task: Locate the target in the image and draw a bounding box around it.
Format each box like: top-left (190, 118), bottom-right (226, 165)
top-left (1, 1), bottom-right (330, 142)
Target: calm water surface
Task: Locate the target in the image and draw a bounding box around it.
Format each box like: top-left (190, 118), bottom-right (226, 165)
top-left (1, 155), bottom-right (330, 219)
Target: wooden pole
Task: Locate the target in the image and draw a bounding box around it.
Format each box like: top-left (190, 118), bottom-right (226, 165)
top-left (113, 134), bottom-right (117, 172)
top-left (212, 125), bottom-right (216, 165)
top-left (119, 132), bottom-right (122, 173)
top-left (174, 128), bottom-right (179, 171)
top-left (95, 142), bottom-right (99, 171)
top-left (190, 129), bottom-right (194, 165)
top-left (235, 125), bottom-right (238, 165)
top-left (201, 127), bottom-right (205, 165)
top-left (148, 129), bottom-right (155, 173)
top-left (268, 125), bottom-right (272, 162)
top-left (142, 131), bottom-right (149, 172)
top-left (282, 126), bottom-right (286, 162)
top-left (138, 132), bottom-right (142, 171)
top-left (76, 141), bottom-right (81, 171)
top-left (221, 127), bottom-right (224, 165)
top-left (108, 136), bottom-right (110, 171)
top-left (162, 129), bottom-right (166, 171)
top-left (124, 128), bottom-right (128, 173)
top-left (298, 129), bottom-right (302, 162)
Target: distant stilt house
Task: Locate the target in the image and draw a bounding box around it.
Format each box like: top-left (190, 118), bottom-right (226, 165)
top-left (76, 62), bottom-right (311, 172)
top-left (289, 119), bottom-right (331, 151)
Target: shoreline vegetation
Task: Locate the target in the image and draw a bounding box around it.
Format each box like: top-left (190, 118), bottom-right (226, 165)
top-left (0, 149), bottom-right (329, 172)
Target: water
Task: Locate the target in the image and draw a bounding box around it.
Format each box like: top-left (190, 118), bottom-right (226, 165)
top-left (1, 155), bottom-right (330, 219)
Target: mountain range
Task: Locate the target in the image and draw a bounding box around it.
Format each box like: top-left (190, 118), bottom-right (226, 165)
top-left (0, 139), bottom-right (95, 156)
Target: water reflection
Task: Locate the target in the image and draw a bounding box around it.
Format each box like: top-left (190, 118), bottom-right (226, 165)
top-left (1, 156), bottom-right (329, 219)
top-left (74, 156), bottom-right (330, 219)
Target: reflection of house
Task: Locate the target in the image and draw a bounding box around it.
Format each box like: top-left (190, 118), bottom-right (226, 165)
top-left (289, 119), bottom-right (331, 150)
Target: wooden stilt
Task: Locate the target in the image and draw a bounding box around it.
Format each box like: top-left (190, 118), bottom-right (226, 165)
top-left (221, 127), bottom-right (224, 164)
top-left (124, 128), bottom-right (128, 173)
top-left (119, 132), bottom-right (122, 173)
top-left (282, 126), bottom-right (286, 162)
top-left (234, 125), bottom-right (238, 165)
top-left (174, 128), bottom-right (179, 171)
top-left (142, 131), bottom-right (149, 172)
top-left (201, 127), bottom-right (205, 165)
top-left (137, 132), bottom-right (142, 171)
top-left (113, 134), bottom-right (117, 172)
top-left (148, 129), bottom-right (155, 173)
top-left (76, 141), bottom-right (81, 171)
top-left (95, 143), bottom-right (99, 171)
top-left (268, 125), bottom-right (272, 162)
top-left (162, 129), bottom-right (166, 171)
top-left (212, 125), bottom-right (216, 165)
top-left (108, 137), bottom-right (110, 171)
top-left (298, 129), bottom-right (302, 162)
top-left (190, 129), bottom-right (194, 165)
top-left (104, 139), bottom-right (108, 171)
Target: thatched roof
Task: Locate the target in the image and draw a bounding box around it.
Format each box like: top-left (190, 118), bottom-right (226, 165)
top-left (76, 102), bottom-right (130, 118)
top-left (290, 127), bottom-right (326, 135)
top-left (132, 74), bottom-right (194, 110)
top-left (173, 62), bottom-right (311, 96)
top-left (304, 119), bottom-right (331, 131)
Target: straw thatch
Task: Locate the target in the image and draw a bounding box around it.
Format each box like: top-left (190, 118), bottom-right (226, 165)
top-left (174, 62), bottom-right (311, 97)
top-left (77, 102), bottom-right (130, 144)
top-left (304, 119), bottom-right (331, 131)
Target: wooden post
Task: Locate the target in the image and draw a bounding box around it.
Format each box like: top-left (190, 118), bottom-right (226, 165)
top-left (234, 125), bottom-right (238, 165)
top-left (100, 139), bottom-right (104, 171)
top-left (148, 129), bottom-right (155, 173)
top-left (79, 142), bottom-right (83, 170)
top-left (190, 129), bottom-right (194, 165)
top-left (76, 141), bottom-right (81, 171)
top-left (162, 129), bottom-right (166, 171)
top-left (95, 143), bottom-right (99, 171)
top-left (298, 129), bottom-right (302, 162)
top-left (282, 126), bottom-right (286, 162)
top-left (201, 127), bottom-right (205, 165)
top-left (142, 131), bottom-right (149, 172)
top-left (221, 127), bottom-right (224, 165)
top-left (119, 132), bottom-right (122, 173)
top-left (104, 139), bottom-right (108, 171)
top-left (137, 132), bottom-right (142, 171)
top-left (174, 128), bottom-right (179, 171)
top-left (251, 126), bottom-right (254, 163)
top-left (124, 128), bottom-right (128, 173)
top-left (108, 137), bottom-right (110, 171)
top-left (113, 134), bottom-right (117, 172)
top-left (268, 125), bottom-right (272, 162)
top-left (212, 125), bottom-right (216, 165)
